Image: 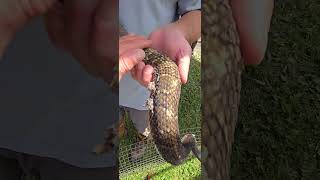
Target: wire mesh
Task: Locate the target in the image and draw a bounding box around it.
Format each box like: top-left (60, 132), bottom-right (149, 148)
top-left (119, 127), bottom-right (201, 178)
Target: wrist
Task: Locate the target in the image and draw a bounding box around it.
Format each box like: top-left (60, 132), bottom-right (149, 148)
top-left (171, 10), bottom-right (201, 44)
top-left (170, 22), bottom-right (191, 43)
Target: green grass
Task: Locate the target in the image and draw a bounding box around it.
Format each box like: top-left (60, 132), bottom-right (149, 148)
top-left (179, 53), bottom-right (201, 130)
top-left (122, 158), bottom-right (201, 180)
top-left (230, 0), bottom-right (320, 179)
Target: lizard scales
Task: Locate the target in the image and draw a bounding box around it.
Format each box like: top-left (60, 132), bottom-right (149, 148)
top-left (202, 0), bottom-right (244, 179)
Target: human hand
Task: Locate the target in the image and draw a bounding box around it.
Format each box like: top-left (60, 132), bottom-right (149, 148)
top-left (230, 0), bottom-right (274, 65)
top-left (0, 0), bottom-right (120, 84)
top-left (119, 34), bottom-right (152, 80)
top-left (0, 0), bottom-right (57, 57)
top-left (131, 24), bottom-right (192, 87)
top-left (131, 10), bottom-right (201, 87)
top-left (44, 0), bottom-right (118, 83)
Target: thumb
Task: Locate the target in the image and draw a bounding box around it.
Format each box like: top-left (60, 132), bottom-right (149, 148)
top-left (119, 49), bottom-right (145, 80)
top-left (176, 47), bottom-right (192, 84)
top-left (12, 0), bottom-right (59, 32)
top-left (44, 1), bottom-right (66, 50)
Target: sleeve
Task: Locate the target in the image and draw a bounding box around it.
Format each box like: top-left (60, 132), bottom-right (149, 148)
top-left (177, 0), bottom-right (201, 16)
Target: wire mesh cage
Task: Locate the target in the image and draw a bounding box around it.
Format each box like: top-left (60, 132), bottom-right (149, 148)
top-left (119, 127), bottom-right (201, 178)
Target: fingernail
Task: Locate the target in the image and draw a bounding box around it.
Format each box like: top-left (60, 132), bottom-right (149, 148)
top-left (145, 67), bottom-right (153, 75)
top-left (135, 49), bottom-right (145, 60)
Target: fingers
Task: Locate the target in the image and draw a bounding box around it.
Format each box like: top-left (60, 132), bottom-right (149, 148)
top-left (63, 0), bottom-right (99, 59)
top-left (230, 0), bottom-right (274, 65)
top-left (44, 1), bottom-right (66, 50)
top-left (90, 0), bottom-right (119, 82)
top-left (92, 0), bottom-right (118, 59)
top-left (176, 47), bottom-right (192, 84)
top-left (120, 34), bottom-right (153, 85)
top-left (60, 0), bottom-right (103, 78)
top-left (21, 0), bottom-right (57, 17)
top-left (131, 63), bottom-right (153, 87)
top-left (120, 34), bottom-right (148, 43)
top-left (119, 36), bottom-right (152, 55)
top-left (132, 61), bottom-right (145, 81)
top-left (142, 65), bottom-right (153, 86)
top-left (119, 49), bottom-right (145, 80)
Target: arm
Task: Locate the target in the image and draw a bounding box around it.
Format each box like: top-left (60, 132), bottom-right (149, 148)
top-left (172, 10), bottom-right (201, 44)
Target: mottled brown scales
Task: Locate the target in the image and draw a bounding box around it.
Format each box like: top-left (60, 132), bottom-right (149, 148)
top-left (202, 0), bottom-right (243, 179)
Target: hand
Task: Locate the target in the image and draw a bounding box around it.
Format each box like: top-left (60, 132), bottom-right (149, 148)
top-left (119, 34), bottom-right (152, 80)
top-left (131, 11), bottom-right (201, 87)
top-left (131, 24), bottom-right (192, 87)
top-left (44, 0), bottom-right (118, 83)
top-left (230, 0), bottom-right (274, 65)
top-left (0, 0), bottom-right (57, 57)
top-left (0, 0), bottom-right (120, 84)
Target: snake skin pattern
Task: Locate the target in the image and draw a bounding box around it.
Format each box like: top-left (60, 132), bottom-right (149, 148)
top-left (119, 25), bottom-right (201, 165)
top-left (202, 0), bottom-right (244, 179)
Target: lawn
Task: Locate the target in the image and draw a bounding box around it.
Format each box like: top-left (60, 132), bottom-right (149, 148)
top-left (121, 158), bottom-right (201, 180)
top-left (230, 0), bottom-right (320, 179)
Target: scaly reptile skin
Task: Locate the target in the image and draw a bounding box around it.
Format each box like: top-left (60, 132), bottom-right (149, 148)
top-left (202, 0), bottom-right (243, 179)
top-left (120, 25), bottom-right (201, 165)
